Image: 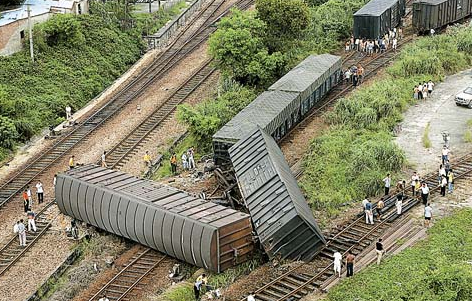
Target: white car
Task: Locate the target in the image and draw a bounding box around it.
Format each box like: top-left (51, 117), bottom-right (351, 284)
top-left (455, 87), bottom-right (472, 108)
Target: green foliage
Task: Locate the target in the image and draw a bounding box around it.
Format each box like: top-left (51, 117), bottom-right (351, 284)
top-left (423, 122), bottom-right (432, 148)
top-left (161, 282), bottom-right (195, 301)
top-left (0, 116), bottom-right (18, 149)
top-left (328, 209), bottom-right (472, 301)
top-left (256, 0), bottom-right (310, 51)
top-left (39, 14), bottom-right (85, 47)
top-left (302, 129), bottom-right (405, 211)
top-left (177, 81), bottom-right (257, 148)
top-left (209, 10), bottom-right (285, 86)
top-left (463, 119), bottom-right (472, 143)
top-left (302, 26), bottom-right (472, 215)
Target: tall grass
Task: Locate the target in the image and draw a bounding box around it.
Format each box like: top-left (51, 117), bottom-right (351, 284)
top-left (423, 122), bottom-right (432, 148)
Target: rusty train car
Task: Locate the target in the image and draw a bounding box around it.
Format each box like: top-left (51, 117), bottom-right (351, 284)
top-left (229, 127), bottom-right (326, 261)
top-left (55, 165), bottom-right (254, 273)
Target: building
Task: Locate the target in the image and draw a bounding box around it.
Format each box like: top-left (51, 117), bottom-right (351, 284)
top-left (0, 0), bottom-right (89, 56)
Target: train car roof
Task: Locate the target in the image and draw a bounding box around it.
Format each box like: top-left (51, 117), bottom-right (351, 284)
top-left (268, 53), bottom-right (341, 93)
top-left (213, 53), bottom-right (341, 143)
top-left (229, 127), bottom-right (326, 261)
top-left (354, 0), bottom-right (400, 16)
top-left (413, 0), bottom-right (447, 4)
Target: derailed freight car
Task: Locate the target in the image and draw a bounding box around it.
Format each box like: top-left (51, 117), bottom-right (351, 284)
top-left (353, 0), bottom-right (406, 39)
top-left (413, 0), bottom-right (472, 33)
top-left (229, 127), bottom-right (326, 261)
top-left (213, 54), bottom-right (342, 166)
top-left (55, 165), bottom-right (254, 273)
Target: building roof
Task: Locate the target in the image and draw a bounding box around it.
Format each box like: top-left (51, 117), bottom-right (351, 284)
top-left (354, 0), bottom-right (400, 16)
top-left (0, 0), bottom-right (76, 26)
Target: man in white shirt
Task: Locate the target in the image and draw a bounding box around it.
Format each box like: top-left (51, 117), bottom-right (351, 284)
top-left (35, 181), bottom-right (44, 204)
top-left (247, 293), bottom-right (256, 301)
top-left (421, 183), bottom-right (430, 205)
top-left (424, 204), bottom-right (433, 227)
top-left (383, 174), bottom-right (391, 195)
top-left (427, 80), bottom-right (434, 95)
top-left (411, 172), bottom-right (419, 196)
top-left (101, 151), bottom-right (107, 168)
top-left (333, 251), bottom-right (342, 277)
top-left (98, 296), bottom-right (109, 301)
top-left (14, 220), bottom-right (26, 247)
top-left (441, 146), bottom-right (449, 164)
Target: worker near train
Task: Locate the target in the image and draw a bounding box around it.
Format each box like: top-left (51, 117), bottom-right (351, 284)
top-left (194, 273), bottom-right (208, 300)
top-left (143, 151), bottom-right (152, 167)
top-left (35, 180), bottom-right (44, 204)
top-left (69, 155), bottom-right (75, 169)
top-left (170, 153), bottom-right (177, 174)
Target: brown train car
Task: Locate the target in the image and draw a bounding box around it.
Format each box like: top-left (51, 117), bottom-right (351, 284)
top-left (55, 165), bottom-right (254, 273)
top-left (413, 0), bottom-right (472, 33)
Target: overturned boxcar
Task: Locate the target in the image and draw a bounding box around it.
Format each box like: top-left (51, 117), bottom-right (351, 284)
top-left (55, 165), bottom-right (254, 273)
top-left (213, 54), bottom-right (342, 166)
top-left (229, 127), bottom-right (326, 261)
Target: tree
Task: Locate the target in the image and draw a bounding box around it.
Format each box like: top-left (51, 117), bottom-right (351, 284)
top-left (256, 0), bottom-right (310, 51)
top-left (0, 116), bottom-right (18, 149)
top-left (40, 14), bottom-right (85, 47)
top-left (208, 9), bottom-right (284, 86)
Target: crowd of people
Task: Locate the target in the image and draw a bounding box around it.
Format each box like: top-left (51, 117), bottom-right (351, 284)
top-left (14, 180), bottom-right (44, 247)
top-left (413, 80), bottom-right (435, 100)
top-left (170, 147), bottom-right (196, 175)
top-left (344, 64), bottom-right (365, 87)
top-left (345, 27), bottom-right (403, 55)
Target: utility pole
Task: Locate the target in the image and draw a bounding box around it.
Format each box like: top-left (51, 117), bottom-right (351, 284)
top-left (27, 4), bottom-right (34, 64)
top-left (149, 0), bottom-right (152, 13)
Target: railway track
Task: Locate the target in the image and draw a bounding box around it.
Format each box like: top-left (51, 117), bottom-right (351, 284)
top-left (0, 0), bottom-right (228, 210)
top-left (248, 151), bottom-right (472, 301)
top-left (0, 200), bottom-right (56, 277)
top-left (87, 248), bottom-right (167, 301)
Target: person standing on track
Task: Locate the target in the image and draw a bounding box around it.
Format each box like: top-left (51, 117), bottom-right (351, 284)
top-left (424, 203), bottom-right (433, 227)
top-left (35, 180), bottom-right (44, 204)
top-left (383, 173), bottom-right (391, 195)
top-left (247, 292), bottom-right (256, 301)
top-left (333, 251), bottom-right (342, 277)
top-left (69, 155), bottom-right (75, 169)
top-left (440, 175), bottom-right (447, 197)
top-left (421, 182), bottom-right (430, 205)
top-left (101, 151), bottom-right (107, 168)
top-left (365, 199), bottom-right (374, 225)
top-left (411, 172), bottom-right (419, 196)
top-left (98, 295), bottom-right (109, 301)
top-left (14, 220), bottom-right (26, 247)
top-left (395, 193), bottom-right (403, 215)
top-left (27, 211), bottom-right (37, 232)
top-left (448, 169), bottom-right (454, 193)
top-left (376, 238), bottom-right (384, 265)
top-left (376, 197), bottom-right (385, 221)
top-left (442, 146), bottom-right (449, 165)
top-left (346, 251), bottom-right (355, 277)
top-left (22, 190), bottom-right (29, 213)
top-left (26, 186), bottom-right (32, 205)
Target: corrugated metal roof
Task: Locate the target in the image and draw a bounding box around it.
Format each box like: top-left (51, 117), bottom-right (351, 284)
top-left (268, 54), bottom-right (341, 93)
top-left (213, 90), bottom-right (300, 143)
top-left (213, 53), bottom-right (341, 144)
top-left (354, 0), bottom-right (400, 16)
top-left (229, 127), bottom-right (326, 261)
top-left (0, 0), bottom-right (77, 26)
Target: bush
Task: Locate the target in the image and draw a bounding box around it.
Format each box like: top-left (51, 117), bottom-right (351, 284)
top-left (0, 116), bottom-right (18, 149)
top-left (328, 209), bottom-right (472, 301)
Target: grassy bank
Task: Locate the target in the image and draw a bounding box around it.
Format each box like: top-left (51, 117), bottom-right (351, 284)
top-left (0, 1), bottom-right (185, 163)
top-left (302, 25), bottom-right (472, 217)
top-left (328, 208), bottom-right (472, 301)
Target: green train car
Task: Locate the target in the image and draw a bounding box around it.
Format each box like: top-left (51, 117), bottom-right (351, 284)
top-left (413, 0), bottom-right (472, 33)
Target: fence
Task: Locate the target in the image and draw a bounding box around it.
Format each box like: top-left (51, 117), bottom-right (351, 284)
top-left (143, 0), bottom-right (207, 50)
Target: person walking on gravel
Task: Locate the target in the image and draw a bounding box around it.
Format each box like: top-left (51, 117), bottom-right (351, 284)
top-left (333, 251), bottom-right (342, 277)
top-left (439, 164), bottom-right (446, 185)
top-left (35, 181), bottom-right (44, 204)
top-left (170, 153), bottom-right (177, 174)
top-left (346, 252), bottom-right (355, 277)
top-left (14, 220), bottom-right (26, 247)
top-left (22, 190), bottom-right (29, 213)
top-left (69, 155), bottom-right (75, 169)
top-left (421, 182), bottom-right (430, 205)
top-left (448, 169), bottom-right (454, 193)
top-left (27, 211), bottom-right (37, 232)
top-left (440, 175), bottom-right (447, 197)
top-left (424, 204), bottom-right (433, 227)
top-left (143, 151), bottom-right (152, 167)
top-left (383, 174), bottom-right (391, 195)
top-left (427, 80), bottom-right (434, 95)
top-left (376, 238), bottom-right (384, 265)
top-left (101, 151), bottom-right (107, 168)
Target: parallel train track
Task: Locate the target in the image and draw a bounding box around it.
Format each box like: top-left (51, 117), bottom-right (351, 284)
top-left (0, 200), bottom-right (56, 277)
top-left (249, 152), bottom-right (472, 301)
top-left (0, 0), bottom-right (227, 210)
top-left (87, 248), bottom-right (167, 301)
